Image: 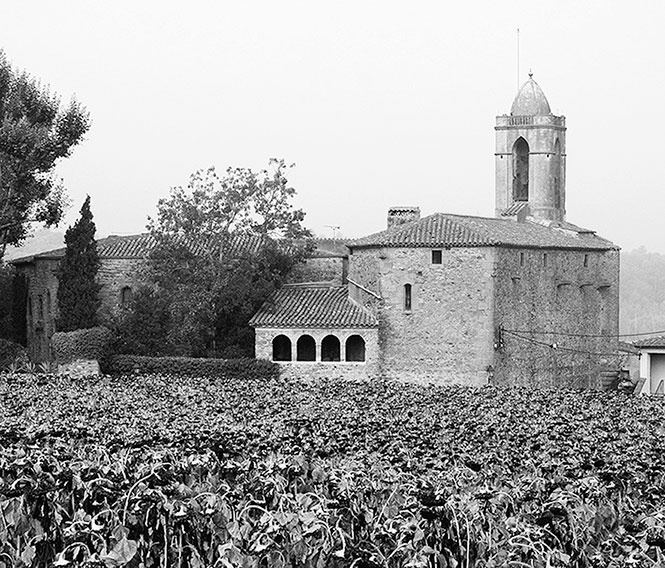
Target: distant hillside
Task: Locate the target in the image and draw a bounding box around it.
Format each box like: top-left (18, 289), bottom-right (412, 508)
top-left (3, 229), bottom-right (65, 262)
top-left (620, 247), bottom-right (665, 335)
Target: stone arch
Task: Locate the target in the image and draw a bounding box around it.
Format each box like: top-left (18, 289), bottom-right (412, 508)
top-left (272, 335), bottom-right (292, 361)
top-left (321, 335), bottom-right (341, 362)
top-left (296, 335), bottom-right (316, 361)
top-left (346, 335), bottom-right (366, 362)
top-left (512, 137), bottom-right (529, 202)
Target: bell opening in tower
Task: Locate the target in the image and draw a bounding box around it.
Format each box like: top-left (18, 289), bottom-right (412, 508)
top-left (512, 137), bottom-right (529, 202)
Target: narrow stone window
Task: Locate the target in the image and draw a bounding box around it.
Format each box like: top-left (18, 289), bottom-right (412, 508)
top-left (520, 252), bottom-right (525, 267)
top-left (120, 286), bottom-right (133, 307)
top-left (321, 335), bottom-right (341, 361)
top-left (296, 335), bottom-right (316, 361)
top-left (38, 296), bottom-right (44, 319)
top-left (543, 253), bottom-right (548, 267)
top-left (346, 335), bottom-right (366, 362)
top-left (431, 250), bottom-right (442, 264)
top-left (404, 284), bottom-right (412, 311)
top-left (584, 254), bottom-right (589, 267)
top-left (46, 290), bottom-right (51, 316)
top-left (272, 335), bottom-right (292, 361)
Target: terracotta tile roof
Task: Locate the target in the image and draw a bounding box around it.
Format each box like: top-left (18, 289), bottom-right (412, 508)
top-left (11, 233), bottom-right (269, 263)
top-left (249, 284), bottom-right (377, 328)
top-left (634, 336), bottom-right (665, 349)
top-left (349, 213), bottom-right (617, 251)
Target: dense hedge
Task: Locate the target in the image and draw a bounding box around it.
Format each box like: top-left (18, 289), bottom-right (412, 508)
top-left (51, 325), bottom-right (113, 364)
top-left (107, 354), bottom-right (278, 379)
top-left (0, 338), bottom-right (26, 370)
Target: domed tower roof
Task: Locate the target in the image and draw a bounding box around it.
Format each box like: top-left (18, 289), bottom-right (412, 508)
top-left (510, 74), bottom-right (551, 116)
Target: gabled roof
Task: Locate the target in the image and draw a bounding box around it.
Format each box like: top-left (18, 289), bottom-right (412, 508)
top-left (348, 213), bottom-right (617, 251)
top-left (249, 284), bottom-right (377, 329)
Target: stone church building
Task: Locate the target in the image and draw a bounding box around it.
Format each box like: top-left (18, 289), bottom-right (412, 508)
top-left (250, 76), bottom-right (620, 387)
top-left (12, 76), bottom-right (620, 387)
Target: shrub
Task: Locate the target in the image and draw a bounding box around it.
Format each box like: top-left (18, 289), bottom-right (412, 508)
top-left (107, 354), bottom-right (278, 379)
top-left (0, 338), bottom-right (27, 370)
top-left (51, 326), bottom-right (113, 365)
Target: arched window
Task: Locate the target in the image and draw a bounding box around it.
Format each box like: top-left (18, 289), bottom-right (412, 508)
top-left (296, 335), bottom-right (316, 361)
top-left (272, 335), bottom-right (292, 361)
top-left (321, 335), bottom-right (341, 362)
top-left (404, 284), bottom-right (412, 311)
top-left (512, 137), bottom-right (529, 202)
top-left (346, 335), bottom-right (366, 362)
top-left (120, 286), bottom-right (133, 308)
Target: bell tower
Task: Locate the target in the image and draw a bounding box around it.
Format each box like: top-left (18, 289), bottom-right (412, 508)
top-left (495, 74), bottom-right (566, 222)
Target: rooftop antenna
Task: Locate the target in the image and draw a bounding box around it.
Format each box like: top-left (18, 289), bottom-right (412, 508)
top-left (324, 225), bottom-right (340, 239)
top-left (516, 28), bottom-right (520, 89)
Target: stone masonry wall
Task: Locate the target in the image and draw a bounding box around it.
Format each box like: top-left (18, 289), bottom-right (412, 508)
top-left (349, 247), bottom-right (496, 385)
top-left (16, 259), bottom-right (59, 363)
top-left (97, 258), bottom-right (146, 318)
top-left (16, 257), bottom-right (147, 362)
top-left (254, 327), bottom-right (379, 381)
top-left (493, 247), bottom-right (620, 388)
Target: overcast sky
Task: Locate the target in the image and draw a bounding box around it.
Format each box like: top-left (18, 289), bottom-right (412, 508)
top-left (1, 1), bottom-right (664, 252)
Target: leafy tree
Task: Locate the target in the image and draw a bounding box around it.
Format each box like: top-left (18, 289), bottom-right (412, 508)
top-left (56, 196), bottom-right (101, 332)
top-left (0, 50), bottom-right (90, 260)
top-left (108, 286), bottom-right (171, 356)
top-left (140, 159), bottom-right (313, 357)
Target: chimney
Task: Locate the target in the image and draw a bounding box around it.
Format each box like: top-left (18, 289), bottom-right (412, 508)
top-left (387, 206), bottom-right (420, 230)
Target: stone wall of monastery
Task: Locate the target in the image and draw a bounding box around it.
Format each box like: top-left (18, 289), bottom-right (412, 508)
top-left (349, 246), bottom-right (496, 385)
top-left (96, 258), bottom-right (146, 318)
top-left (16, 257), bottom-right (147, 362)
top-left (16, 259), bottom-right (59, 362)
top-left (493, 247), bottom-right (620, 388)
top-left (286, 257), bottom-right (347, 284)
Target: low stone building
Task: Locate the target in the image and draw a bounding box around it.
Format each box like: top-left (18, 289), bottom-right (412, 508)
top-left (250, 283), bottom-right (379, 381)
top-left (251, 76), bottom-right (621, 387)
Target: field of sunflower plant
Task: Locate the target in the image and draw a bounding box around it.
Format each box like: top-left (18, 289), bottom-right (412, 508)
top-left (1, 370), bottom-right (665, 567)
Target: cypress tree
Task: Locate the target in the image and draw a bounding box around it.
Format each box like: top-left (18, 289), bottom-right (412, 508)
top-left (56, 196), bottom-right (101, 331)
